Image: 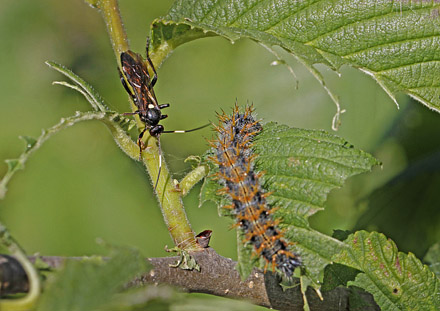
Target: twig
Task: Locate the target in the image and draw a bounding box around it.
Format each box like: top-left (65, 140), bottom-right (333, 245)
top-left (1, 249), bottom-right (378, 311)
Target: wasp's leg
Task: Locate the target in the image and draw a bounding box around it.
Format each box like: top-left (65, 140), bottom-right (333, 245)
top-left (123, 110), bottom-right (140, 116)
top-left (137, 127), bottom-right (148, 161)
top-left (118, 67), bottom-right (135, 97)
top-left (154, 136), bottom-right (163, 192)
top-left (145, 37), bottom-right (157, 88)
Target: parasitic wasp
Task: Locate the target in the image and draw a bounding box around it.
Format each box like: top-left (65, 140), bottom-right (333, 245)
top-left (118, 39), bottom-right (209, 190)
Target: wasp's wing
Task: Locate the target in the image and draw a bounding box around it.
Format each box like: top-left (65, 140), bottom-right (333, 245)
top-left (120, 51), bottom-right (158, 109)
top-left (120, 52), bottom-right (150, 92)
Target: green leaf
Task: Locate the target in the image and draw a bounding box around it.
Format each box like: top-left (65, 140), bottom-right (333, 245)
top-left (107, 112), bottom-right (137, 133)
top-left (255, 122), bottom-right (379, 221)
top-left (84, 0), bottom-right (98, 9)
top-left (332, 229), bottom-right (352, 242)
top-left (334, 231), bottom-right (440, 310)
top-left (168, 248), bottom-right (201, 271)
top-left (424, 242), bottom-right (440, 279)
top-left (20, 136), bottom-right (37, 151)
top-left (285, 226), bottom-right (344, 284)
top-left (321, 263), bottom-right (360, 291)
top-left (300, 275), bottom-right (313, 311)
top-left (37, 246), bottom-right (149, 311)
top-left (235, 230), bottom-right (256, 280)
top-left (199, 151), bottom-right (230, 212)
top-left (347, 287), bottom-right (380, 311)
top-left (153, 0), bottom-right (440, 122)
top-left (203, 120), bottom-right (377, 283)
top-left (46, 61), bottom-right (109, 112)
top-left (4, 159), bottom-right (22, 173)
top-left (203, 122), bottom-right (378, 216)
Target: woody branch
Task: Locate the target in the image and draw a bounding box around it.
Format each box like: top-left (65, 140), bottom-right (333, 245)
top-left (0, 249), bottom-right (378, 311)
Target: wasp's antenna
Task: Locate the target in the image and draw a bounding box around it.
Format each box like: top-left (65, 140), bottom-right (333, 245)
top-left (154, 123), bottom-right (210, 191)
top-left (162, 123), bottom-right (211, 134)
top-left (119, 44), bottom-right (210, 193)
top-left (154, 137), bottom-right (163, 191)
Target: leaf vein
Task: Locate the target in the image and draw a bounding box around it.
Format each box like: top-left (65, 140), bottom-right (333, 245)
top-left (264, 172), bottom-right (341, 188)
top-left (345, 35), bottom-right (440, 62)
top-left (306, 4), bottom-right (432, 46)
top-left (377, 59), bottom-right (440, 75)
top-left (258, 0), bottom-right (320, 33)
top-left (257, 134), bottom-right (345, 147)
top-left (200, 0), bottom-right (224, 23)
top-left (227, 0), bottom-right (266, 26)
top-left (269, 194), bottom-right (324, 210)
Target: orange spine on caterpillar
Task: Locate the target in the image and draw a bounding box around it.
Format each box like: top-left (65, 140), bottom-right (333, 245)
top-left (210, 105), bottom-right (301, 278)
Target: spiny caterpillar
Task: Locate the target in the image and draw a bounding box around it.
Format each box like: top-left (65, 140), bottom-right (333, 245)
top-left (211, 105), bottom-right (301, 278)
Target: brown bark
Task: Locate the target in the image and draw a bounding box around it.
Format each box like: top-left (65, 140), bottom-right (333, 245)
top-left (0, 249), bottom-right (378, 310)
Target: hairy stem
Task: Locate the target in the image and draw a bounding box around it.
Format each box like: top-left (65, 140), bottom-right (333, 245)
top-left (95, 0), bottom-right (129, 63)
top-left (179, 164), bottom-right (209, 197)
top-left (91, 0), bottom-right (199, 251)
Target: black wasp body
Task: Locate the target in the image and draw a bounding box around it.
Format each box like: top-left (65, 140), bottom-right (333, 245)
top-left (118, 43), bottom-right (209, 190)
top-left (119, 47), bottom-right (169, 148)
top-left (119, 43), bottom-right (208, 153)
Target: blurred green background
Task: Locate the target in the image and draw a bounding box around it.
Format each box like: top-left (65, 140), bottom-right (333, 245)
top-left (1, 0), bottom-right (439, 264)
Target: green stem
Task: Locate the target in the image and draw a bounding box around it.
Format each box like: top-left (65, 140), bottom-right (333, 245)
top-left (92, 0), bottom-right (200, 251)
top-left (95, 0), bottom-right (129, 63)
top-left (180, 164), bottom-right (209, 197)
top-left (94, 0), bottom-right (142, 127)
top-left (0, 225), bottom-right (41, 310)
